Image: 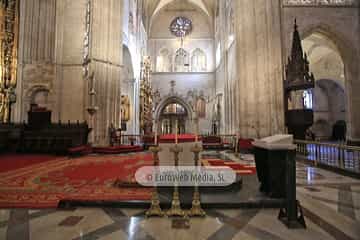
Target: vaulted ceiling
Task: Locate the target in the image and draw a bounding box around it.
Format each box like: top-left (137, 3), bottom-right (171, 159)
top-left (144, 0), bottom-right (216, 33)
top-left (145, 0), bottom-right (216, 22)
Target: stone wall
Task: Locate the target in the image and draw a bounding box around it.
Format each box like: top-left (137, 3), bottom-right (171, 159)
top-left (14, 0), bottom-right (57, 122)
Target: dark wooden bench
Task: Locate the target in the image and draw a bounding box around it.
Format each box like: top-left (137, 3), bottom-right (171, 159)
top-left (68, 144), bottom-right (93, 157)
top-left (202, 136), bottom-right (223, 150)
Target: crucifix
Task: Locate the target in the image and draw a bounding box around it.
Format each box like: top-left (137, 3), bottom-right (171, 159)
top-left (170, 80), bottom-right (176, 94)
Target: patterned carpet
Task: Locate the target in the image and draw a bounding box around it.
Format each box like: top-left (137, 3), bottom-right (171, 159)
top-left (0, 153), bottom-right (153, 208)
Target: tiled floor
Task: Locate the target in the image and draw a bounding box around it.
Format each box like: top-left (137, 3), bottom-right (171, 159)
top-left (0, 152), bottom-right (359, 240)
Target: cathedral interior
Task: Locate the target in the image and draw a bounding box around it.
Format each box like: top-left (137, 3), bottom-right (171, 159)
top-left (0, 0), bottom-right (360, 239)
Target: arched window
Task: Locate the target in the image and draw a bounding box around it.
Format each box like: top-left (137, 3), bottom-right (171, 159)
top-left (228, 9), bottom-right (235, 47)
top-left (175, 48), bottom-right (189, 72)
top-left (156, 48), bottom-right (172, 72)
top-left (191, 48), bottom-right (207, 72)
top-left (215, 43), bottom-right (221, 68)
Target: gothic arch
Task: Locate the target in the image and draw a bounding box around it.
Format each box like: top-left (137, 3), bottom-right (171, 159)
top-left (301, 24), bottom-right (356, 65)
top-left (149, 0), bottom-right (212, 32)
top-left (25, 85), bottom-right (50, 100)
top-left (122, 45), bottom-right (134, 79)
top-left (154, 95), bottom-right (194, 122)
top-left (122, 44), bottom-right (136, 133)
top-left (301, 24), bottom-right (358, 139)
top-left (24, 85), bottom-right (53, 120)
top-left (301, 24), bottom-right (358, 93)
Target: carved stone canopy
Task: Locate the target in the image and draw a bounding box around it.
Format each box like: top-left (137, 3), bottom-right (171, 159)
top-left (284, 19), bottom-right (315, 92)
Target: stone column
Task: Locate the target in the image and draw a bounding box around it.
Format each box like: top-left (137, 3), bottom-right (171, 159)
top-left (346, 43), bottom-right (360, 143)
top-left (235, 0), bottom-right (285, 138)
top-left (90, 0), bottom-right (123, 145)
top-left (54, 0), bottom-right (87, 123)
top-left (14, 0), bottom-right (57, 122)
top-left (55, 0), bottom-right (123, 145)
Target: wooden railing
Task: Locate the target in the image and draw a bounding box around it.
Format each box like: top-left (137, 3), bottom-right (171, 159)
top-left (294, 139), bottom-right (360, 174)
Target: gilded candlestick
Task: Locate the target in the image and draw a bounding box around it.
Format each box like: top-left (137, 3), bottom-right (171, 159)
top-left (146, 146), bottom-right (165, 217)
top-left (167, 144), bottom-right (185, 217)
top-left (189, 143), bottom-right (206, 217)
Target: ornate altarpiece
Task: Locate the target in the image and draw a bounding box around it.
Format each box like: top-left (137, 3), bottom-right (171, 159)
top-left (139, 56), bottom-right (153, 135)
top-left (0, 0), bottom-right (18, 123)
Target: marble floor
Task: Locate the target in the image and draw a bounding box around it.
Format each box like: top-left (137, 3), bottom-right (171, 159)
top-left (0, 153), bottom-right (359, 240)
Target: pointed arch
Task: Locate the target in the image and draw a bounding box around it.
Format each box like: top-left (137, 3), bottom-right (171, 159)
top-left (154, 95), bottom-right (194, 122)
top-left (191, 48), bottom-right (207, 72)
top-left (300, 24), bottom-right (358, 139)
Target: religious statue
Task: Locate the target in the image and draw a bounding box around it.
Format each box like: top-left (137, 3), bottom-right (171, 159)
top-left (0, 0), bottom-right (19, 123)
top-left (153, 89), bottom-right (161, 109)
top-left (121, 95), bottom-right (130, 122)
top-left (196, 97), bottom-right (206, 119)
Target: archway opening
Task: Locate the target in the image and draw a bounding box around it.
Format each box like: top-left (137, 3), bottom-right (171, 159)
top-left (302, 32), bottom-right (347, 141)
top-left (30, 89), bottom-right (50, 111)
top-left (121, 45), bottom-right (135, 134)
top-left (159, 102), bottom-right (188, 134)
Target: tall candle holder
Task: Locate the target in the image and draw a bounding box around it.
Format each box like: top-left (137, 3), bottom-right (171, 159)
top-left (234, 134), bottom-right (239, 157)
top-left (146, 146), bottom-right (165, 217)
top-left (167, 144), bottom-right (186, 217)
top-left (188, 143), bottom-right (206, 217)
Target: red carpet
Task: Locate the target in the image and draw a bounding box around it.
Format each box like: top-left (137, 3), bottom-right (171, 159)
top-left (202, 159), bottom-right (256, 175)
top-left (159, 134), bottom-right (200, 143)
top-left (0, 153), bottom-right (153, 208)
top-left (0, 154), bottom-right (58, 173)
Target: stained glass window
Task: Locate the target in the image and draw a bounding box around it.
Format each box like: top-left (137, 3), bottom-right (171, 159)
top-left (170, 17), bottom-right (192, 37)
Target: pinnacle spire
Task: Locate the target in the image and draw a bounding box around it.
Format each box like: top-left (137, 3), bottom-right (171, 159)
top-left (285, 19), bottom-right (315, 88)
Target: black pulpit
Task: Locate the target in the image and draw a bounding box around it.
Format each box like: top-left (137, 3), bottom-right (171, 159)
top-left (286, 110), bottom-right (314, 140)
top-left (284, 20), bottom-right (315, 140)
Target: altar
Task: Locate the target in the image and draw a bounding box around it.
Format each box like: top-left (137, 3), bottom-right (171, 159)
top-left (157, 134), bottom-right (201, 166)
